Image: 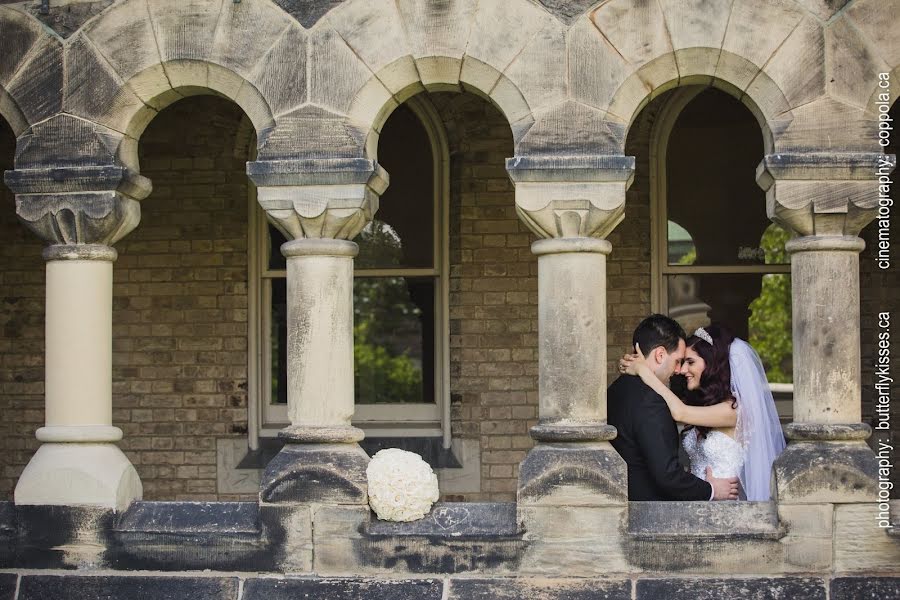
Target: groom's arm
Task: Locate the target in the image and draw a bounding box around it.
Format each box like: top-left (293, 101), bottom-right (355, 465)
top-left (634, 396), bottom-right (713, 501)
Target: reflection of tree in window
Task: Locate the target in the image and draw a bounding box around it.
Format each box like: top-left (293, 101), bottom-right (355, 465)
top-left (748, 224), bottom-right (793, 383)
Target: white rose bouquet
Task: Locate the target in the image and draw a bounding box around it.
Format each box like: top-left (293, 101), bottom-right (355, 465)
top-left (365, 448), bottom-right (440, 522)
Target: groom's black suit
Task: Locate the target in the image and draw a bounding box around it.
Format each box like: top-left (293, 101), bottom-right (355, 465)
top-left (608, 375), bottom-right (712, 501)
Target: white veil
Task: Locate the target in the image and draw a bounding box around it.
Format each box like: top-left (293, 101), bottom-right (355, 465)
top-left (729, 338), bottom-right (786, 501)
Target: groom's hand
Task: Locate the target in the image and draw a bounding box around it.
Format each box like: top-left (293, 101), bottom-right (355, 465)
top-left (706, 466), bottom-right (739, 500)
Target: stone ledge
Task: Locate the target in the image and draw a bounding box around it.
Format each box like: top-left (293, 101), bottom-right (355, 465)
top-left (114, 501), bottom-right (261, 535)
top-left (636, 577), bottom-right (825, 599)
top-left (831, 576), bottom-right (900, 600)
top-left (243, 577), bottom-right (444, 600)
top-left (17, 575), bottom-right (240, 600)
top-left (0, 574), bottom-right (15, 600)
top-left (366, 503), bottom-right (520, 538)
top-left (447, 577), bottom-right (631, 599)
top-left (626, 501), bottom-right (785, 541)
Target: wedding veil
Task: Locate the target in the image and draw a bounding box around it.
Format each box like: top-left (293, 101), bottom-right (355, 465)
top-left (730, 338), bottom-right (786, 501)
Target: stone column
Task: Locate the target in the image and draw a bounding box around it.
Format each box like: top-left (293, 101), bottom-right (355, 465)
top-left (756, 152), bottom-right (892, 503)
top-left (4, 165), bottom-right (150, 510)
top-left (247, 158), bottom-right (388, 504)
top-left (507, 156), bottom-right (634, 506)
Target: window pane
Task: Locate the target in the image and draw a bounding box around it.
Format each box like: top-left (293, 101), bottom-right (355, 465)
top-left (268, 223), bottom-right (288, 271)
top-left (666, 272), bottom-right (792, 383)
top-left (355, 276), bottom-right (435, 404)
top-left (269, 276), bottom-right (437, 405)
top-left (270, 278), bottom-right (288, 405)
top-left (357, 104), bottom-right (434, 269)
top-left (665, 89), bottom-right (790, 266)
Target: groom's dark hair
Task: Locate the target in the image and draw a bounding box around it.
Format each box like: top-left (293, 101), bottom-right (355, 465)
top-left (632, 314), bottom-right (686, 354)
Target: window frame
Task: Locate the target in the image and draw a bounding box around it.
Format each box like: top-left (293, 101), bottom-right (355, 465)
top-left (247, 96), bottom-right (452, 446)
top-left (648, 87), bottom-right (793, 418)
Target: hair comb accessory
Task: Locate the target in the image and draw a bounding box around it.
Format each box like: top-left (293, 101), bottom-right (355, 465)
top-left (694, 327), bottom-right (713, 346)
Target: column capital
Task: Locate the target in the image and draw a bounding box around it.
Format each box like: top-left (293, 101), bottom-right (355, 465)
top-left (506, 155), bottom-right (635, 239)
top-left (5, 165), bottom-right (151, 248)
top-left (247, 157), bottom-right (389, 241)
top-left (755, 152), bottom-right (895, 237)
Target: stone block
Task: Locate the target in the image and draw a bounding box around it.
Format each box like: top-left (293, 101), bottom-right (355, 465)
top-left (108, 501), bottom-right (272, 571)
top-left (12, 505), bottom-right (114, 569)
top-left (259, 443), bottom-right (369, 504)
top-left (243, 577), bottom-right (443, 600)
top-left (567, 17), bottom-right (634, 113)
top-left (627, 501), bottom-right (783, 540)
top-left (487, 75), bottom-right (532, 128)
top-left (259, 503), bottom-right (313, 572)
top-left (396, 0), bottom-right (477, 62)
top-left (825, 17), bottom-right (890, 111)
top-left (6, 35), bottom-right (63, 126)
top-left (249, 23), bottom-right (307, 117)
top-left (833, 504), bottom-right (900, 572)
top-left (464, 0), bottom-right (546, 90)
top-left (776, 504), bottom-right (832, 572)
top-left (635, 577), bottom-right (826, 600)
top-left (0, 574), bottom-right (14, 600)
top-left (18, 575), bottom-right (240, 600)
top-left (11, 114), bottom-right (120, 169)
top-left (772, 98), bottom-right (873, 154)
top-left (257, 105), bottom-right (366, 161)
top-left (516, 101), bottom-right (620, 156)
top-left (658, 0), bottom-right (731, 52)
top-left (146, 0), bottom-right (220, 64)
top-left (448, 577), bottom-right (631, 600)
top-left (831, 577), bottom-right (900, 600)
top-left (211, 0), bottom-right (293, 79)
top-left (847, 0), bottom-right (900, 69)
top-left (774, 441), bottom-right (877, 504)
top-left (0, 7), bottom-right (41, 86)
top-left (366, 502), bottom-right (519, 537)
top-left (517, 443), bottom-right (628, 507)
top-left (757, 17), bottom-right (825, 111)
top-left (722, 0), bottom-right (804, 78)
top-left (64, 33), bottom-right (148, 136)
top-left (82, 0), bottom-right (164, 84)
top-left (310, 27), bottom-right (379, 116)
top-left (792, 0), bottom-right (850, 21)
top-left (502, 19), bottom-right (567, 114)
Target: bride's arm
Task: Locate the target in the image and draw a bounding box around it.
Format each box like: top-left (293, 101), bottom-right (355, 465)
top-left (620, 351), bottom-right (738, 428)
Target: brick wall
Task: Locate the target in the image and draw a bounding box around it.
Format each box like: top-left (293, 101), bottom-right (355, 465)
top-left (0, 117), bottom-right (45, 499)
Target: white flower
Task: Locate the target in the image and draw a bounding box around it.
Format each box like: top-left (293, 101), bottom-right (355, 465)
top-left (366, 448), bottom-right (440, 522)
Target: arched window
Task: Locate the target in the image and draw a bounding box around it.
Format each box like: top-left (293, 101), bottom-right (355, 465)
top-left (651, 87), bottom-right (793, 410)
top-left (251, 97), bottom-right (449, 439)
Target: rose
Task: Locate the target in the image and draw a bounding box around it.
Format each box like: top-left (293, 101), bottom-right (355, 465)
top-left (366, 448), bottom-right (440, 522)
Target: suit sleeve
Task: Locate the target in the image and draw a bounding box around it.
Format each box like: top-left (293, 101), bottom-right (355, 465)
top-left (634, 395), bottom-right (713, 501)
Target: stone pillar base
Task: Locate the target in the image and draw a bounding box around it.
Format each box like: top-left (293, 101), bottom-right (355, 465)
top-left (14, 443), bottom-right (142, 511)
top-left (259, 443), bottom-right (370, 504)
top-left (774, 440), bottom-right (877, 504)
top-left (517, 442), bottom-right (627, 507)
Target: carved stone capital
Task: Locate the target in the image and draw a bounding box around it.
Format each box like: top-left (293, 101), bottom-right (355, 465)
top-left (5, 165), bottom-right (151, 248)
top-left (247, 158), bottom-right (389, 241)
top-left (755, 152), bottom-right (895, 237)
top-left (506, 155), bottom-right (634, 239)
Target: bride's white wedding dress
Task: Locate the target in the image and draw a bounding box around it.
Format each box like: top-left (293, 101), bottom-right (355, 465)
top-left (683, 428), bottom-right (745, 481)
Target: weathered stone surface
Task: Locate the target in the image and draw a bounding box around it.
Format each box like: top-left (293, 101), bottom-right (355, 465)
top-left (568, 17), bottom-right (636, 113)
top-left (658, 0), bottom-right (731, 53)
top-left (517, 101), bottom-right (622, 156)
top-left (257, 105), bottom-right (367, 160)
top-left (273, 0), bottom-right (346, 28)
top-left (18, 575), bottom-right (240, 600)
top-left (535, 0), bottom-right (597, 25)
top-left (756, 17), bottom-right (824, 112)
top-left (636, 577), bottom-right (826, 600)
top-left (243, 577), bottom-right (443, 600)
top-left (448, 578), bottom-right (631, 600)
top-left (108, 501), bottom-right (271, 571)
top-left (211, 0), bottom-right (293, 79)
top-left (772, 97), bottom-right (874, 153)
top-left (12, 505), bottom-right (114, 569)
top-left (260, 443), bottom-right (369, 504)
top-left (518, 443), bottom-right (628, 506)
top-left (0, 574), bottom-right (14, 600)
top-left (774, 441), bottom-right (877, 504)
top-left (833, 504), bottom-right (900, 572)
top-left (0, 6), bottom-right (41, 85)
top-left (146, 0), bottom-right (220, 63)
top-left (12, 191), bottom-right (141, 247)
top-left (831, 577), bottom-right (900, 600)
top-left (846, 0), bottom-right (900, 69)
top-left (825, 17), bottom-right (890, 111)
top-left (367, 502), bottom-right (519, 537)
top-left (591, 0), bottom-right (675, 92)
top-left (627, 502), bottom-right (783, 541)
top-left (5, 35), bottom-right (63, 126)
top-left (82, 0), bottom-right (162, 84)
top-left (792, 0), bottom-right (850, 22)
top-left (502, 18), bottom-right (567, 116)
top-left (722, 0), bottom-right (804, 79)
top-left (12, 114), bottom-right (120, 168)
top-left (776, 504), bottom-right (832, 571)
top-left (259, 504), bottom-right (313, 573)
top-left (27, 0), bottom-right (113, 39)
top-left (396, 0), bottom-right (477, 88)
top-left (249, 23), bottom-right (307, 117)
top-left (0, 503), bottom-right (15, 567)
top-left (64, 32), bottom-right (148, 135)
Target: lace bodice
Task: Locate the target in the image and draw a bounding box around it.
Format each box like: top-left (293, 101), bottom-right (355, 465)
top-left (682, 428), bottom-right (745, 480)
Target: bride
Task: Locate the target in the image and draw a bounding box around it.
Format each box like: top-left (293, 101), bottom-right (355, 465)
top-left (619, 324), bottom-right (785, 501)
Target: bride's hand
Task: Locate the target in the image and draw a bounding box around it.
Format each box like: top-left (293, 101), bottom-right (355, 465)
top-left (618, 344), bottom-right (649, 376)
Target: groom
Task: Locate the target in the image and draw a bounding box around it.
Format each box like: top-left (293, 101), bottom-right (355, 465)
top-left (608, 315), bottom-right (739, 501)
